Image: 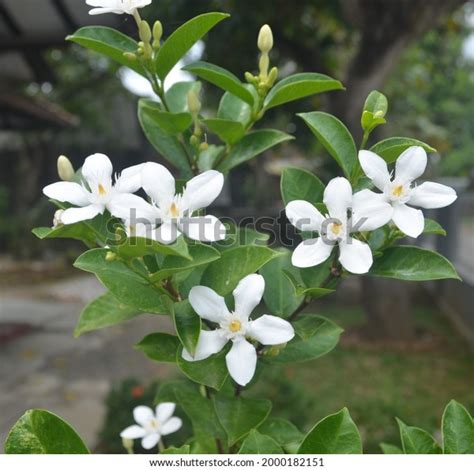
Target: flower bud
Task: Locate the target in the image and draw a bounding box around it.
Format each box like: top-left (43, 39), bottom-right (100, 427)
top-left (122, 438), bottom-right (134, 454)
top-left (258, 24), bottom-right (273, 54)
top-left (153, 20), bottom-right (163, 42)
top-left (123, 52), bottom-right (137, 61)
top-left (52, 209), bottom-right (64, 228)
top-left (187, 90), bottom-right (201, 115)
top-left (199, 142), bottom-right (209, 152)
top-left (139, 20), bottom-right (152, 44)
top-left (245, 71), bottom-right (256, 84)
top-left (267, 66), bottom-right (279, 87)
top-left (57, 155), bottom-right (75, 181)
top-left (105, 251), bottom-right (117, 262)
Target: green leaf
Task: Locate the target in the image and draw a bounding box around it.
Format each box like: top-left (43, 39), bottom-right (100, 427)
top-left (298, 112), bottom-right (357, 178)
top-left (424, 219), bottom-right (446, 236)
top-left (74, 292), bottom-right (140, 337)
top-left (264, 73), bottom-right (343, 110)
top-left (149, 244), bottom-right (220, 282)
top-left (396, 418), bottom-right (442, 454)
top-left (284, 271), bottom-right (334, 299)
top-left (442, 400), bottom-right (474, 454)
top-left (239, 430), bottom-right (283, 454)
top-left (215, 225), bottom-right (270, 252)
top-left (218, 129), bottom-right (293, 172)
top-left (363, 90), bottom-right (388, 117)
top-left (177, 346), bottom-right (229, 390)
top-left (184, 61), bottom-right (254, 104)
top-left (265, 315), bottom-right (342, 364)
top-left (214, 395), bottom-right (272, 446)
top-left (204, 118), bottom-right (246, 145)
top-left (298, 408), bottom-right (362, 454)
top-left (173, 300), bottom-right (201, 355)
top-left (280, 167), bottom-right (325, 206)
top-left (380, 442), bottom-right (403, 454)
top-left (135, 333), bottom-right (180, 363)
top-left (67, 26), bottom-right (145, 76)
top-left (74, 248), bottom-right (171, 312)
top-left (260, 249), bottom-right (304, 318)
top-left (165, 81), bottom-right (202, 113)
top-left (161, 445), bottom-right (191, 454)
top-left (138, 99), bottom-right (192, 175)
top-left (201, 246), bottom-right (277, 295)
top-left (259, 418), bottom-right (304, 454)
top-left (300, 258), bottom-right (333, 288)
top-left (139, 103), bottom-right (193, 134)
top-left (32, 224), bottom-right (96, 246)
top-left (198, 144), bottom-right (226, 171)
top-left (217, 90), bottom-right (254, 126)
top-left (5, 410), bottom-right (89, 454)
top-left (370, 137), bottom-right (436, 164)
top-left (155, 13), bottom-right (229, 80)
top-left (369, 246), bottom-right (461, 281)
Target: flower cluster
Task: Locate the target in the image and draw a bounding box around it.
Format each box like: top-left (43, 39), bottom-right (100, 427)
top-left (86, 0), bottom-right (152, 16)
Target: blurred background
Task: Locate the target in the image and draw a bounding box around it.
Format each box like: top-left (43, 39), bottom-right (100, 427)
top-left (0, 0), bottom-right (473, 453)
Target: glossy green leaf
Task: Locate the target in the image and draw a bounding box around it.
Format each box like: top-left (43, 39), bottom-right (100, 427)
top-left (264, 73), bottom-right (343, 110)
top-left (67, 26), bottom-right (145, 76)
top-left (173, 300), bottom-right (201, 355)
top-left (363, 90), bottom-right (388, 116)
top-left (259, 418), bottom-right (304, 454)
top-left (115, 233), bottom-right (190, 260)
top-left (298, 112), bottom-right (357, 178)
top-left (380, 442), bottom-right (403, 454)
top-left (165, 81), bottom-right (202, 113)
top-left (442, 400), bottom-right (474, 454)
top-left (280, 167), bottom-right (325, 206)
top-left (201, 246), bottom-right (277, 295)
top-left (155, 13), bottom-right (229, 80)
top-left (214, 395), bottom-right (272, 446)
top-left (217, 90), bottom-right (254, 126)
top-left (300, 258), bottom-right (334, 288)
top-left (32, 225), bottom-right (96, 246)
top-left (424, 219), bottom-right (446, 236)
top-left (298, 408), bottom-right (362, 454)
top-left (5, 410), bottom-right (89, 454)
top-left (260, 249), bottom-right (304, 318)
top-left (198, 144), bottom-right (226, 171)
top-left (370, 137), bottom-right (436, 163)
top-left (139, 104), bottom-right (193, 134)
top-left (369, 246), bottom-right (461, 281)
top-left (135, 333), bottom-right (180, 363)
top-left (218, 129), bottom-right (293, 172)
top-left (74, 248), bottom-right (171, 312)
top-left (239, 430), bottom-right (283, 454)
top-left (177, 346), bottom-right (229, 390)
top-left (284, 271), bottom-right (334, 299)
top-left (74, 292), bottom-right (141, 337)
top-left (204, 118), bottom-right (246, 145)
top-left (396, 419), bottom-right (442, 454)
top-left (184, 61), bottom-right (254, 105)
top-left (265, 315), bottom-right (342, 364)
top-left (215, 224), bottom-right (270, 252)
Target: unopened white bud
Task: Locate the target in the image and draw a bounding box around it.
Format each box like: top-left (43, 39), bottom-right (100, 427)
top-left (52, 209), bottom-right (64, 228)
top-left (258, 24), bottom-right (273, 53)
top-left (187, 90), bottom-right (201, 115)
top-left (122, 438), bottom-right (134, 454)
top-left (57, 155), bottom-right (75, 181)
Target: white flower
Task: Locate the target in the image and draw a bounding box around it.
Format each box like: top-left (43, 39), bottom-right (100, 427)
top-left (359, 146), bottom-right (457, 238)
top-left (43, 153), bottom-right (144, 225)
top-left (120, 403), bottom-right (182, 450)
top-left (286, 177), bottom-right (393, 274)
top-left (85, 0), bottom-right (152, 16)
top-left (110, 162), bottom-right (226, 244)
top-left (182, 274), bottom-right (295, 386)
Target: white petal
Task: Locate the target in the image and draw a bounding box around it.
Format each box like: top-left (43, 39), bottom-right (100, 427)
top-left (338, 238), bottom-right (373, 274)
top-left (180, 215), bottom-right (226, 242)
top-left (352, 189), bottom-right (393, 231)
top-left (323, 177), bottom-right (353, 220)
top-left (182, 170), bottom-right (224, 213)
top-left (141, 433), bottom-right (161, 450)
top-left (181, 329), bottom-right (227, 361)
top-left (108, 193), bottom-right (159, 223)
top-left (133, 406), bottom-right (154, 427)
top-left (189, 286), bottom-right (230, 323)
top-left (248, 315), bottom-right (295, 345)
top-left (153, 222), bottom-right (180, 245)
top-left (88, 7), bottom-right (123, 15)
top-left (160, 417), bottom-right (183, 436)
top-left (141, 162), bottom-right (176, 209)
top-left (60, 205), bottom-right (103, 225)
top-left (120, 425), bottom-right (146, 439)
top-left (43, 182), bottom-right (90, 206)
top-left (358, 150), bottom-right (391, 191)
top-left (392, 203), bottom-right (425, 238)
top-left (225, 339), bottom-right (257, 386)
top-left (408, 182), bottom-right (457, 209)
top-left (156, 403), bottom-right (175, 423)
top-left (233, 274), bottom-right (265, 319)
top-left (291, 238), bottom-right (333, 268)
top-left (285, 200), bottom-right (324, 232)
top-left (115, 163), bottom-right (145, 194)
top-left (395, 146), bottom-right (427, 184)
top-left (82, 153), bottom-right (113, 187)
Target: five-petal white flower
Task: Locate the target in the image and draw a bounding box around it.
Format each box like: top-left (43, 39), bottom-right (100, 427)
top-left (120, 403), bottom-right (182, 450)
top-left (110, 162), bottom-right (226, 244)
top-left (359, 146), bottom-right (457, 238)
top-left (85, 0), bottom-right (152, 16)
top-left (286, 177), bottom-right (393, 274)
top-left (43, 153), bottom-right (143, 225)
top-left (182, 274), bottom-right (295, 386)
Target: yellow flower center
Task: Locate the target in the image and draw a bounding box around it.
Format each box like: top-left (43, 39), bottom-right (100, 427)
top-left (229, 319), bottom-right (242, 333)
top-left (392, 185), bottom-right (403, 197)
top-left (150, 418), bottom-right (159, 430)
top-left (331, 222), bottom-right (342, 236)
top-left (98, 183), bottom-right (106, 196)
top-left (170, 202), bottom-right (179, 218)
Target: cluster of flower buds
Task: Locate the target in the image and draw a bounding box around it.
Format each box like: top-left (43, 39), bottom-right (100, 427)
top-left (187, 90), bottom-right (208, 152)
top-left (123, 19), bottom-right (163, 62)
